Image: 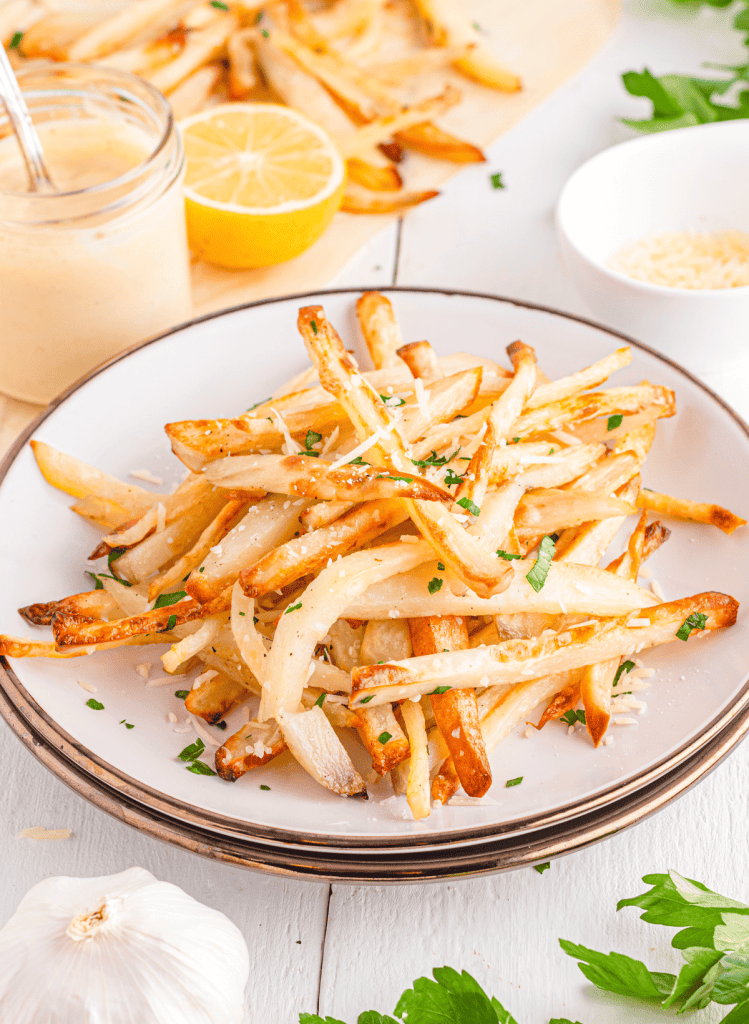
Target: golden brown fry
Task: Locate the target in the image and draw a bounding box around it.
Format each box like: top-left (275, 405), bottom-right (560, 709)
top-left (513, 385), bottom-right (675, 439)
top-left (147, 13), bottom-right (239, 94)
top-left (356, 291), bottom-right (406, 370)
top-left (19, 9), bottom-right (104, 58)
top-left (240, 499), bottom-right (409, 597)
top-left (400, 698), bottom-right (431, 819)
top-left (338, 86), bottom-right (462, 159)
top-left (227, 28), bottom-right (257, 99)
top-left (215, 719), bottom-right (286, 781)
top-left (397, 341), bottom-right (443, 381)
top-left (353, 704), bottom-right (410, 774)
top-left (515, 490), bottom-right (637, 534)
top-left (350, 592), bottom-right (737, 707)
top-left (341, 185), bottom-right (440, 215)
top-left (408, 615), bottom-right (492, 798)
top-left (169, 64), bottom-right (222, 119)
top-left (185, 668), bottom-right (249, 724)
top-left (0, 634), bottom-right (170, 658)
top-left (19, 590), bottom-right (117, 627)
top-left (347, 157), bottom-right (402, 192)
top-left (51, 596), bottom-right (229, 649)
top-left (395, 122), bottom-right (485, 163)
top-left (203, 453), bottom-right (452, 503)
top-left (636, 489), bottom-right (746, 535)
top-left (535, 677), bottom-right (583, 730)
top-left (66, 0), bottom-right (200, 61)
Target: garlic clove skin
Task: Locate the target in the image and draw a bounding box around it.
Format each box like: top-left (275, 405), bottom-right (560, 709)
top-left (0, 867), bottom-right (249, 1024)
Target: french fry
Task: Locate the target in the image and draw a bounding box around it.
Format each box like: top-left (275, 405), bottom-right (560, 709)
top-left (18, 590), bottom-right (117, 627)
top-left (30, 441), bottom-right (164, 519)
top-left (203, 453), bottom-right (452, 503)
top-left (395, 122), bottom-right (485, 163)
top-left (409, 615), bottom-right (491, 798)
top-left (353, 704), bottom-right (410, 774)
top-left (515, 490), bottom-right (637, 534)
top-left (162, 617), bottom-right (223, 673)
top-left (227, 28), bottom-right (257, 99)
top-left (338, 86), bottom-right (461, 159)
top-left (186, 667), bottom-right (249, 724)
top-left (411, 0), bottom-right (521, 92)
top-left (400, 698), bottom-right (431, 819)
top-left (147, 13), bottom-right (239, 94)
top-left (512, 385), bottom-right (675, 439)
top-left (299, 500), bottom-right (355, 531)
top-left (636, 490), bottom-right (746, 535)
top-left (397, 340), bottom-right (443, 381)
top-left (344, 553), bottom-right (656, 621)
top-left (52, 598), bottom-right (209, 649)
top-left (66, 0), bottom-right (201, 61)
top-left (19, 9), bottom-right (105, 58)
top-left (216, 718), bottom-right (286, 781)
top-left (0, 634), bottom-right (170, 658)
top-left (526, 348), bottom-right (632, 410)
top-left (341, 185), bottom-right (440, 215)
top-left (279, 705), bottom-right (368, 797)
top-left (169, 64), bottom-right (223, 119)
top-left (556, 477), bottom-right (641, 567)
top-left (350, 592), bottom-right (737, 708)
top-left (240, 499), bottom-right (408, 598)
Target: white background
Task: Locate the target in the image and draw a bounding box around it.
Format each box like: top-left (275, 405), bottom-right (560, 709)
top-left (2, 2), bottom-right (749, 1021)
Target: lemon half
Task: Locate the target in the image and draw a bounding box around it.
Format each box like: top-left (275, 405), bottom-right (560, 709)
top-left (180, 103), bottom-right (346, 269)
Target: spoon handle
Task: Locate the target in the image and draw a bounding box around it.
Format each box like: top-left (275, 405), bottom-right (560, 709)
top-left (0, 44), bottom-right (55, 192)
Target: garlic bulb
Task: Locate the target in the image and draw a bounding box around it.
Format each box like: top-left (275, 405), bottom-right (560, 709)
top-left (0, 867), bottom-right (249, 1024)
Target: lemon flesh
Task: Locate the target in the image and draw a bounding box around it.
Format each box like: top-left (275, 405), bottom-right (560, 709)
top-left (181, 103), bottom-right (346, 270)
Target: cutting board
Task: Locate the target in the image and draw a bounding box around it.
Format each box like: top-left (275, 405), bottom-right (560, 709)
top-left (0, 0), bottom-right (618, 454)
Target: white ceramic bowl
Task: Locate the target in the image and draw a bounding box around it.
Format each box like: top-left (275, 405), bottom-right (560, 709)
top-left (556, 121), bottom-right (749, 375)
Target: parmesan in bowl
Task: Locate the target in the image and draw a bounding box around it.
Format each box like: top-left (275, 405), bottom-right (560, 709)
top-left (609, 231), bottom-right (749, 291)
top-left (556, 120), bottom-right (749, 382)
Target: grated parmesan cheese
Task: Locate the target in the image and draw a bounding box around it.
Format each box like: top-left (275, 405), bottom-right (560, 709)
top-left (609, 231), bottom-right (749, 290)
top-left (129, 468), bottom-right (163, 485)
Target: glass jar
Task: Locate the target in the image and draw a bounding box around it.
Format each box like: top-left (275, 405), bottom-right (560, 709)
top-left (0, 63), bottom-right (192, 404)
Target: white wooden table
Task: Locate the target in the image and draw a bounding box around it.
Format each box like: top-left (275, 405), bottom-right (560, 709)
top-left (2, 4), bottom-right (747, 1021)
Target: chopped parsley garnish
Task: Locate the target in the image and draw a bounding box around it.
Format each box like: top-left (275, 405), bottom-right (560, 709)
top-left (165, 615), bottom-right (177, 631)
top-left (512, 437), bottom-right (521, 443)
top-left (198, 566), bottom-right (205, 572)
top-left (378, 731), bottom-right (392, 744)
top-left (561, 709), bottom-right (586, 727)
top-left (349, 456), bottom-right (368, 465)
top-left (175, 690), bottom-right (189, 699)
top-left (456, 497), bottom-right (480, 517)
top-left (359, 694), bottom-right (374, 703)
top-left (505, 776), bottom-right (523, 787)
top-left (444, 468), bottom-right (463, 488)
top-left (238, 611), bottom-right (245, 616)
top-left (534, 862), bottom-right (551, 874)
top-left (210, 0), bottom-right (229, 8)
top-left (254, 9), bottom-right (262, 22)
top-left (607, 414), bottom-right (624, 431)
top-left (305, 429), bottom-right (322, 450)
top-left (314, 693), bottom-right (326, 707)
top-left (177, 738), bottom-right (205, 761)
top-left (310, 320), bottom-right (318, 334)
top-left (526, 534), bottom-right (555, 592)
top-left (410, 448), bottom-right (459, 469)
top-left (120, 720), bottom-right (135, 729)
top-left (429, 685), bottom-right (452, 695)
top-left (375, 473), bottom-right (413, 484)
top-left (380, 394), bottom-right (406, 407)
top-left (107, 547), bottom-right (126, 570)
top-left (153, 590), bottom-right (187, 608)
top-left (9, 30), bottom-right (23, 49)
top-left (428, 577), bottom-right (443, 595)
top-left (437, 562), bottom-right (445, 571)
top-left (260, 784), bottom-right (271, 790)
top-left (86, 571), bottom-right (104, 590)
top-left (490, 172), bottom-right (505, 190)
top-left (187, 761), bottom-right (216, 775)
top-left (496, 549), bottom-right (522, 560)
top-left (676, 612), bottom-right (708, 641)
top-left (613, 660), bottom-right (635, 687)
top-left (285, 602), bottom-right (302, 614)
top-left (85, 699), bottom-right (104, 710)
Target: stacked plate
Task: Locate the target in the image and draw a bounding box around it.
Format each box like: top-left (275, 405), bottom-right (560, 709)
top-left (1, 289), bottom-right (748, 881)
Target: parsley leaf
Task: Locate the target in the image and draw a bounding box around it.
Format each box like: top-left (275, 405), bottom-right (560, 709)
top-left (428, 577), bottom-right (443, 595)
top-left (375, 474), bottom-right (413, 484)
top-left (314, 693), bottom-right (326, 708)
top-left (411, 449), bottom-right (460, 469)
top-left (380, 394), bottom-right (406, 407)
top-left (305, 429), bottom-right (322, 450)
top-left (359, 694), bottom-right (374, 703)
top-left (560, 940), bottom-right (676, 1001)
top-left (526, 535), bottom-right (556, 592)
top-left (496, 549), bottom-right (522, 560)
top-left (260, 784), bottom-right (271, 790)
top-left (505, 776), bottom-right (523, 787)
top-left (165, 614), bottom-right (177, 631)
top-left (285, 602), bottom-right (303, 614)
top-left (437, 562), bottom-right (445, 571)
top-left (456, 497), bottom-right (480, 516)
top-left (429, 685), bottom-right (452, 695)
top-left (607, 414), bottom-right (624, 431)
top-left (153, 590), bottom-right (187, 608)
top-left (187, 760), bottom-right (216, 775)
top-left (677, 612), bottom-right (708, 640)
top-left (534, 862), bottom-right (551, 874)
top-left (86, 571), bottom-right (104, 590)
top-left (490, 172), bottom-right (505, 189)
top-left (395, 967), bottom-right (501, 1024)
top-left (310, 320), bottom-right (318, 334)
top-left (444, 468), bottom-right (463, 488)
top-left (349, 456), bottom-right (368, 465)
top-left (378, 731), bottom-right (392, 744)
top-left (85, 698), bottom-right (104, 710)
top-left (175, 690), bottom-right (189, 699)
top-left (561, 709), bottom-right (586, 727)
top-left (613, 659), bottom-right (635, 686)
top-left (177, 738), bottom-right (205, 761)
top-left (107, 546), bottom-right (126, 570)
top-left (621, 63), bottom-right (749, 135)
top-left (9, 30), bottom-right (23, 49)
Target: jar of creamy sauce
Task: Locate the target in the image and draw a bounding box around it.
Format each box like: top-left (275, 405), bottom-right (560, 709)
top-left (0, 63), bottom-right (192, 404)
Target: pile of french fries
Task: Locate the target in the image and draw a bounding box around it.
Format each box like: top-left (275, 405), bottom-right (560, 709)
top-left (2, 292), bottom-right (744, 821)
top-left (2, 0), bottom-right (521, 215)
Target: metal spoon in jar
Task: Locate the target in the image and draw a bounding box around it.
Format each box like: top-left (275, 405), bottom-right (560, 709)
top-left (0, 43), bottom-right (55, 191)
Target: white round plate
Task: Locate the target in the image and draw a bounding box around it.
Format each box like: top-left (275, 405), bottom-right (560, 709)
top-left (1, 289), bottom-right (748, 860)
